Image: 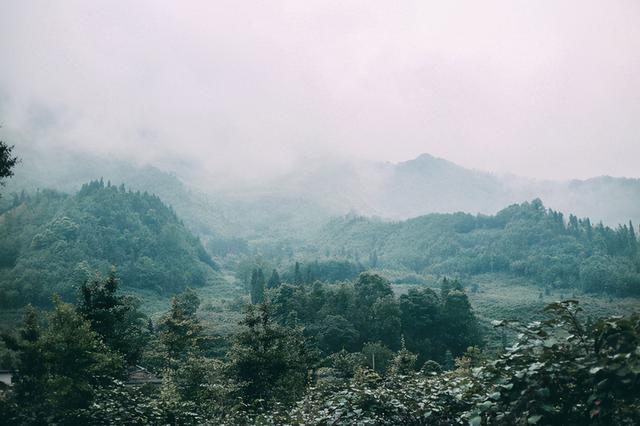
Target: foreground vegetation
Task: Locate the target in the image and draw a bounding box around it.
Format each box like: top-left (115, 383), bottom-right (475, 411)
top-left (0, 272), bottom-right (638, 425)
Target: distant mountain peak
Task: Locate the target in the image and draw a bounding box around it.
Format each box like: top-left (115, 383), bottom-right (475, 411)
top-left (395, 152), bottom-right (464, 174)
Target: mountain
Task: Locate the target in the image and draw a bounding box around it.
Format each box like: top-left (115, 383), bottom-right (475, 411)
top-left (262, 153), bottom-right (640, 227)
top-left (5, 139), bottom-right (639, 243)
top-left (0, 180), bottom-right (219, 307)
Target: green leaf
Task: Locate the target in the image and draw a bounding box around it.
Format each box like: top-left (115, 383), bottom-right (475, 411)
top-left (469, 415), bottom-right (482, 426)
top-left (528, 414), bottom-right (543, 424)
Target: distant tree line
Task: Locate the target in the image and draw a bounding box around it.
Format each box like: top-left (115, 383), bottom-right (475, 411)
top-left (316, 199), bottom-right (640, 296)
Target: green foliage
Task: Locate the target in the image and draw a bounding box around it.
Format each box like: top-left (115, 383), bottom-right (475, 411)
top-left (281, 259), bottom-right (365, 284)
top-left (157, 292), bottom-right (204, 363)
top-left (226, 302), bottom-right (318, 404)
top-left (242, 302), bottom-right (639, 426)
top-left (388, 336), bottom-right (417, 375)
top-left (271, 274), bottom-right (481, 363)
top-left (267, 268), bottom-right (281, 289)
top-left (1, 299), bottom-right (125, 424)
top-left (77, 270), bottom-right (150, 364)
top-left (468, 301), bottom-right (640, 425)
top-left (250, 268), bottom-right (265, 304)
top-left (0, 181), bottom-right (219, 306)
top-left (313, 200), bottom-right (640, 296)
top-left (0, 139), bottom-right (18, 187)
top-left (361, 341), bottom-right (394, 374)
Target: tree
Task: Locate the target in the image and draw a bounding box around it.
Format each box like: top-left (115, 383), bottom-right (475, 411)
top-left (226, 302), bottom-right (317, 404)
top-left (0, 137), bottom-right (18, 187)
top-left (370, 295), bottom-right (402, 349)
top-left (441, 290), bottom-right (481, 356)
top-left (267, 269), bottom-right (281, 289)
top-left (399, 287), bottom-right (442, 362)
top-left (3, 299), bottom-right (124, 424)
top-left (174, 287), bottom-right (200, 316)
top-left (315, 314), bottom-right (359, 354)
top-left (388, 336), bottom-right (417, 375)
top-left (361, 341), bottom-right (394, 374)
top-left (294, 261), bottom-right (303, 285)
top-left (158, 292), bottom-right (203, 362)
top-left (250, 268), bottom-right (265, 304)
top-left (0, 305), bottom-right (46, 422)
top-left (353, 273), bottom-right (394, 344)
top-left (77, 269), bottom-right (150, 364)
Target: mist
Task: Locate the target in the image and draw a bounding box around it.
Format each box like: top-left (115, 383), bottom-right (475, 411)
top-left (1, 1), bottom-right (639, 182)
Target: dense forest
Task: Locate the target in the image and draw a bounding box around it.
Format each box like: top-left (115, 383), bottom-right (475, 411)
top-left (0, 143), bottom-right (638, 425)
top-left (0, 179), bottom-right (218, 306)
top-left (311, 200), bottom-right (640, 296)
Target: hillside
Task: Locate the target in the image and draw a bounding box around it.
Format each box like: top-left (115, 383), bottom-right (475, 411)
top-left (0, 180), bottom-right (219, 306)
top-left (309, 200), bottom-right (640, 296)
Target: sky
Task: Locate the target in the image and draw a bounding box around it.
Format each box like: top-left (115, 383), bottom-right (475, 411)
top-left (0, 1), bottom-right (639, 181)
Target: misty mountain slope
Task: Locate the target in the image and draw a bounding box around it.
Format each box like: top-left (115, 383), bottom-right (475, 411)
top-left (0, 180), bottom-right (220, 307)
top-left (538, 176), bottom-right (640, 228)
top-left (4, 142), bottom-right (333, 245)
top-left (376, 154), bottom-right (513, 217)
top-left (5, 139), bottom-right (639, 241)
top-left (3, 141), bottom-right (239, 238)
top-left (261, 153), bottom-right (640, 227)
top-left (308, 200), bottom-right (640, 296)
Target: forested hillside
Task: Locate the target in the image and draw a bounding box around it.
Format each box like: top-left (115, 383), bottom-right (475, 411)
top-left (312, 200), bottom-right (640, 296)
top-left (0, 180), bottom-right (218, 306)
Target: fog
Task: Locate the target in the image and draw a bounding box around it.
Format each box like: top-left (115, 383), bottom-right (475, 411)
top-left (1, 1), bottom-right (639, 182)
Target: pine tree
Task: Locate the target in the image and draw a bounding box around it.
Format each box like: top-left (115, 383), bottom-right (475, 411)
top-left (4, 299), bottom-right (125, 423)
top-left (267, 269), bottom-right (281, 289)
top-left (629, 221), bottom-right (637, 257)
top-left (294, 262), bottom-right (303, 285)
top-left (250, 268), bottom-right (265, 304)
top-left (226, 302), bottom-right (317, 403)
top-left (77, 269), bottom-right (150, 364)
top-left (389, 336), bottom-right (417, 375)
top-left (158, 294), bottom-right (203, 361)
top-left (1, 306), bottom-right (46, 414)
top-left (0, 138), bottom-right (18, 186)
top-left (444, 349), bottom-right (455, 371)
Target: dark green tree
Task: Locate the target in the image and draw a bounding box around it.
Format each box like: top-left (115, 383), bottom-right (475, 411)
top-left (0, 306), bottom-right (46, 423)
top-left (0, 137), bottom-right (18, 187)
top-left (315, 314), bottom-right (359, 354)
top-left (250, 268), bottom-right (265, 304)
top-left (294, 261), bottom-right (303, 285)
top-left (399, 287), bottom-right (442, 362)
top-left (174, 287), bottom-right (200, 316)
top-left (158, 293), bottom-right (203, 362)
top-left (226, 302), bottom-right (317, 404)
top-left (441, 290), bottom-right (481, 356)
top-left (267, 269), bottom-right (281, 289)
top-left (3, 299), bottom-right (124, 424)
top-left (77, 270), bottom-right (150, 364)
top-left (388, 336), bottom-right (417, 375)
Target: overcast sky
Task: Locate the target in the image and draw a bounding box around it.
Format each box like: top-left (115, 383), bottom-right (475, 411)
top-left (0, 1), bottom-right (639, 180)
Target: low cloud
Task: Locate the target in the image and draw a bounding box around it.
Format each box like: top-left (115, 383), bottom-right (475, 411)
top-left (1, 1), bottom-right (639, 181)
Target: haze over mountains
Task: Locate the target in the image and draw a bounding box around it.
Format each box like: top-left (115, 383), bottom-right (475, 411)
top-left (5, 142), bottom-right (640, 234)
